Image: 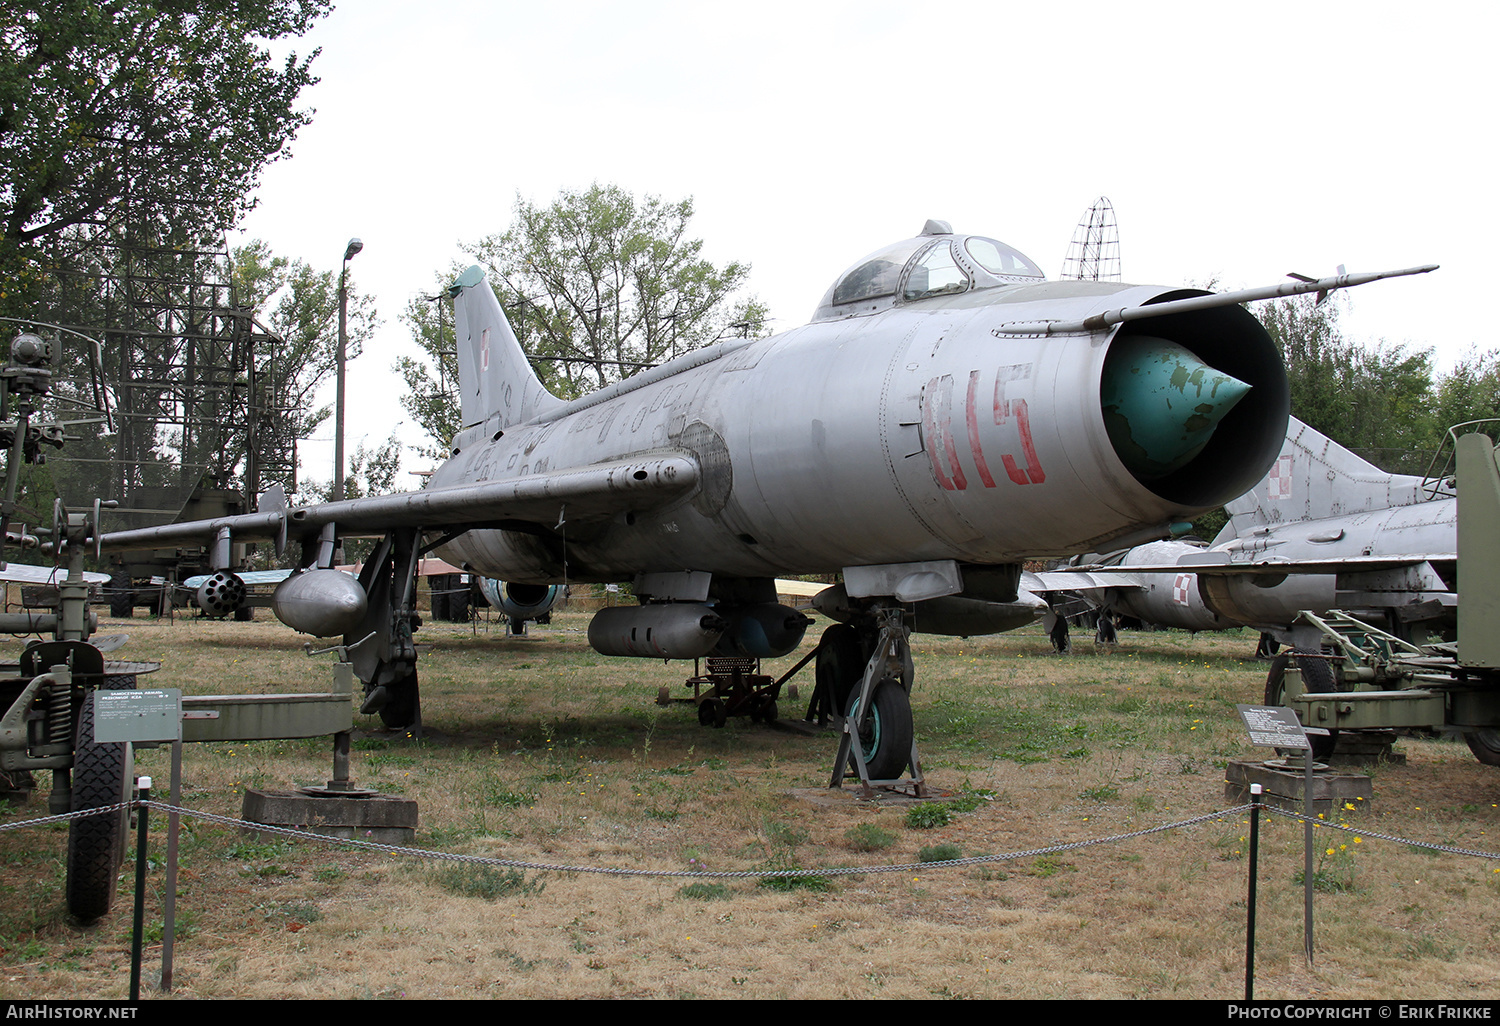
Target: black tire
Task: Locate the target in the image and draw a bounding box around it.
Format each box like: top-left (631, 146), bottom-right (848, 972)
top-left (1095, 616), bottom-right (1118, 645)
top-left (1049, 615), bottom-right (1071, 653)
top-left (697, 697), bottom-right (726, 728)
top-left (816, 624), bottom-right (864, 716)
top-left (108, 572), bottom-right (132, 619)
top-left (1464, 730), bottom-right (1500, 766)
top-left (233, 605), bottom-right (253, 622)
top-left (66, 674), bottom-right (136, 921)
top-left (446, 582), bottom-right (470, 623)
top-left (377, 670), bottom-right (421, 730)
top-left (846, 677), bottom-right (913, 780)
top-left (429, 576), bottom-right (450, 622)
top-left (1265, 652), bottom-right (1338, 759)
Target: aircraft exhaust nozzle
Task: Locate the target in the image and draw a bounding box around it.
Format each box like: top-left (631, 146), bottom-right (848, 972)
top-left (195, 571), bottom-right (246, 616)
top-left (479, 579), bottom-right (562, 620)
top-left (1101, 335), bottom-right (1252, 481)
top-left (271, 569), bottom-right (368, 637)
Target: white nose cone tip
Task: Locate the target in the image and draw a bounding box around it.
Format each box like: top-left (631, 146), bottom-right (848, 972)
top-left (1100, 335), bottom-right (1252, 481)
top-left (272, 569), bottom-right (368, 637)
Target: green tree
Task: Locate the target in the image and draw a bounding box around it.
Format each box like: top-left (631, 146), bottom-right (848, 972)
top-left (1256, 295), bottom-right (1435, 473)
top-left (1428, 349), bottom-right (1500, 446)
top-left (228, 239), bottom-right (379, 460)
top-left (395, 276), bottom-right (462, 461)
top-left (397, 184), bottom-right (767, 456)
top-left (477, 184), bottom-right (768, 398)
top-left (0, 1), bottom-right (330, 316)
top-left (300, 431), bottom-right (402, 503)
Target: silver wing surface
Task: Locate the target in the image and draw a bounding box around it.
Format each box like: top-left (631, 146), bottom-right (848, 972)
top-left (97, 455), bottom-right (699, 553)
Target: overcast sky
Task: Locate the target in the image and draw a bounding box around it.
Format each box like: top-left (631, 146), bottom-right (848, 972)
top-left (231, 0), bottom-right (1488, 485)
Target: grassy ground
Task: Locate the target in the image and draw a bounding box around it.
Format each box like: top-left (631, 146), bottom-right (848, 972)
top-left (2, 610), bottom-right (1499, 1000)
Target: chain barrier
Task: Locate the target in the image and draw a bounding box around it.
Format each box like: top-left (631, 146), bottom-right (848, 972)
top-left (5, 799), bottom-right (1497, 874)
top-left (0, 801), bottom-right (133, 831)
top-left (1261, 804), bottom-right (1500, 862)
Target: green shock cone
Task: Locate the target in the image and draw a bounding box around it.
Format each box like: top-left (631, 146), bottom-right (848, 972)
top-left (1101, 335), bottom-right (1251, 481)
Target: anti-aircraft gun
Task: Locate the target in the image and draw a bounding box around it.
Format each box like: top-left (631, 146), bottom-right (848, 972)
top-left (0, 328), bottom-right (158, 920)
top-left (1270, 426), bottom-right (1500, 766)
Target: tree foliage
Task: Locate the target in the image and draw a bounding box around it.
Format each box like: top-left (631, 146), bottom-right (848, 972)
top-left (398, 184), bottom-right (767, 457)
top-left (229, 238), bottom-right (379, 451)
top-left (1427, 348), bottom-right (1500, 447)
top-left (299, 432), bottom-right (402, 503)
top-left (0, 1), bottom-right (330, 315)
top-left (1256, 296), bottom-right (1437, 472)
top-left (395, 279), bottom-right (461, 461)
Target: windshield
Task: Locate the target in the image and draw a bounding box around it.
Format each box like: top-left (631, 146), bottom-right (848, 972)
top-left (832, 238), bottom-right (929, 305)
top-left (964, 237), bottom-right (1044, 278)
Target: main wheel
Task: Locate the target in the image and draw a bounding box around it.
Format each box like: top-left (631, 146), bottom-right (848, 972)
top-left (1095, 615), bottom-right (1118, 645)
top-left (376, 670), bottom-right (421, 730)
top-left (846, 677), bottom-right (913, 780)
top-left (66, 674), bottom-right (136, 921)
top-left (1048, 615), bottom-right (1071, 653)
top-left (1464, 730), bottom-right (1500, 766)
top-left (1265, 652), bottom-right (1338, 759)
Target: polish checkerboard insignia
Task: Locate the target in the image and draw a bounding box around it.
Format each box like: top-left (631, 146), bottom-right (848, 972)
top-left (1173, 574), bottom-right (1192, 606)
top-left (1268, 455), bottom-right (1293, 499)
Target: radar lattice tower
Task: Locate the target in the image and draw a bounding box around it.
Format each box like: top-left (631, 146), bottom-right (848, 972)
top-left (1060, 197), bottom-right (1122, 281)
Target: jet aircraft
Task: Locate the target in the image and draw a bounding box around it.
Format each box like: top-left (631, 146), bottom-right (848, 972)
top-left (1040, 417), bottom-right (1456, 651)
top-left (92, 220), bottom-right (1434, 776)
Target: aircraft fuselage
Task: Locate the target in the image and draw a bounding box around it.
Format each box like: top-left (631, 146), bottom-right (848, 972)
top-left (430, 278), bottom-right (1285, 586)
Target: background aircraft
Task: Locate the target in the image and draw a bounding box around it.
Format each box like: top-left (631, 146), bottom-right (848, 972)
top-left (1039, 417), bottom-right (1456, 649)
top-left (94, 221), bottom-right (1430, 774)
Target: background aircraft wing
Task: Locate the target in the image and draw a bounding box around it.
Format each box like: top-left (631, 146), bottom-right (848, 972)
top-left (0, 563), bottom-right (111, 585)
top-left (98, 455), bottom-right (699, 553)
top-left (1028, 569), bottom-right (1144, 594)
top-left (1067, 553), bottom-right (1454, 577)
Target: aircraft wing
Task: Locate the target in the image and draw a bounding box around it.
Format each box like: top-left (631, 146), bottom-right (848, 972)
top-left (98, 455), bottom-right (699, 554)
top-left (1065, 553), bottom-right (1455, 577)
top-left (183, 568), bottom-right (300, 588)
top-left (1027, 570), bottom-right (1144, 594)
top-left (0, 563), bottom-right (111, 585)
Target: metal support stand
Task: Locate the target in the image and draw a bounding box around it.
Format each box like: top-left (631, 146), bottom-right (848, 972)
top-left (129, 776), bottom-right (151, 1002)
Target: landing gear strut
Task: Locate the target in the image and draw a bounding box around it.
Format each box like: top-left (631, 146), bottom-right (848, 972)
top-left (348, 529), bottom-right (424, 734)
top-left (827, 606), bottom-right (927, 795)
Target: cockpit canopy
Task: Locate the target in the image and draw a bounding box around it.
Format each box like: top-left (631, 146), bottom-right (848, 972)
top-left (812, 220), bottom-right (1044, 322)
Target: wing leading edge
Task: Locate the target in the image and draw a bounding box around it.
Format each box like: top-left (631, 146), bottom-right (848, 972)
top-left (96, 455), bottom-right (700, 554)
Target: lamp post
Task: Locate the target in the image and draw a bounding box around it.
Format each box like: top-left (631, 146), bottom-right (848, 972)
top-left (334, 237), bottom-right (362, 502)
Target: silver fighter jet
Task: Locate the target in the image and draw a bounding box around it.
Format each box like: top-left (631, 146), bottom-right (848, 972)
top-left (1040, 417), bottom-right (1457, 647)
top-left (95, 220), bottom-right (1433, 773)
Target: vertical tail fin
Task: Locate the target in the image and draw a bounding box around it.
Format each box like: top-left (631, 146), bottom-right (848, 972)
top-left (449, 266), bottom-right (561, 432)
top-left (1217, 416), bottom-right (1435, 539)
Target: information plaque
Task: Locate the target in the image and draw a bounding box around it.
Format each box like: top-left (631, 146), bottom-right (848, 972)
top-left (93, 688), bottom-right (183, 743)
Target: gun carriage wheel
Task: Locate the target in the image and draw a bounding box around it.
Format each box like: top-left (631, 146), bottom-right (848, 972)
top-left (65, 674), bottom-right (136, 921)
top-left (1264, 652), bottom-right (1339, 759)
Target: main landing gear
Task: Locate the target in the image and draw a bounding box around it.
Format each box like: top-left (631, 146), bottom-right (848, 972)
top-left (820, 606), bottom-right (927, 796)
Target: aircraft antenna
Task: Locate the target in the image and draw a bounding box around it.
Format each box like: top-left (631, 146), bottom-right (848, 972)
top-left (1060, 197), bottom-right (1122, 281)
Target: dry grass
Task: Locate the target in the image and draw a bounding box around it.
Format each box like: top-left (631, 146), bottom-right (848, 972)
top-left (3, 610), bottom-right (1500, 1000)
